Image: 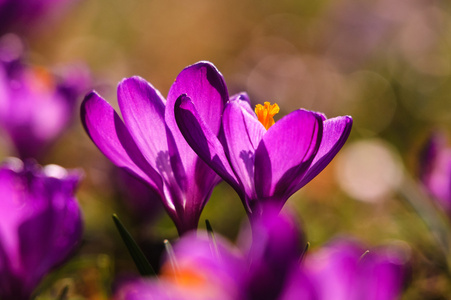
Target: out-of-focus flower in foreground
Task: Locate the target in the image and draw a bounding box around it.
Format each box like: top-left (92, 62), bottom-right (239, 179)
top-left (115, 207), bottom-right (316, 300)
top-left (116, 232), bottom-right (246, 300)
top-left (241, 205), bottom-right (314, 299)
top-left (304, 238), bottom-right (409, 300)
top-left (0, 158), bottom-right (83, 300)
top-left (81, 61), bottom-right (227, 235)
top-left (115, 206), bottom-right (409, 300)
top-left (0, 34), bottom-right (90, 159)
top-left (419, 132), bottom-right (451, 215)
top-left (175, 92), bottom-right (352, 217)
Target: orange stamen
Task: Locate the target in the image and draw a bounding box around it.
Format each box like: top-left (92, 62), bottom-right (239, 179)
top-left (255, 102), bottom-right (280, 130)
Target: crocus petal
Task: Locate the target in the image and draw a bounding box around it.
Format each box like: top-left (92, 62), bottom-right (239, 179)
top-left (18, 176), bottom-right (83, 293)
top-left (81, 92), bottom-right (162, 191)
top-left (0, 243), bottom-right (21, 299)
top-left (304, 240), bottom-right (362, 300)
top-left (222, 100), bottom-right (266, 200)
top-left (419, 132), bottom-right (443, 182)
top-left (166, 61), bottom-right (228, 174)
top-left (117, 77), bottom-right (172, 173)
top-left (419, 132), bottom-right (451, 213)
top-left (117, 76), bottom-right (201, 228)
top-left (279, 267), bottom-right (318, 300)
top-left (229, 92), bottom-right (255, 117)
top-left (304, 239), bottom-right (409, 300)
top-left (170, 231), bottom-right (247, 290)
top-left (174, 95), bottom-right (240, 191)
top-left (0, 165), bottom-right (25, 259)
top-left (254, 109), bottom-right (323, 205)
top-left (359, 251), bottom-right (406, 300)
top-left (18, 168), bottom-right (82, 269)
top-left (296, 115), bottom-right (353, 191)
top-left (246, 207), bottom-right (304, 265)
top-left (116, 279), bottom-right (196, 300)
top-left (243, 207), bottom-right (306, 299)
top-left (0, 160), bottom-right (83, 300)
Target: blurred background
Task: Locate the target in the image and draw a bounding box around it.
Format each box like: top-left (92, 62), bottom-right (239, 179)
top-left (2, 0), bottom-right (451, 298)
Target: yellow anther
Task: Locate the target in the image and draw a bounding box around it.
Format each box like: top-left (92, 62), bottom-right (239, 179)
top-left (255, 102), bottom-right (280, 130)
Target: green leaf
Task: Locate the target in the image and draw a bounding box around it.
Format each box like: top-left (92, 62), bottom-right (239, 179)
top-left (300, 241), bottom-right (310, 264)
top-left (205, 219), bottom-right (214, 233)
top-left (112, 214), bottom-right (155, 276)
top-left (205, 219), bottom-right (220, 258)
top-left (399, 177), bottom-right (451, 261)
top-left (163, 239), bottom-right (179, 274)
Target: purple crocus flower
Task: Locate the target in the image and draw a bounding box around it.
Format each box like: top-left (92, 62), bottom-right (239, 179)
top-left (240, 205), bottom-right (315, 300)
top-left (174, 92), bottom-right (352, 217)
top-left (419, 131), bottom-right (451, 214)
top-left (303, 238), bottom-right (408, 300)
top-left (0, 158), bottom-right (83, 300)
top-left (0, 35), bottom-right (90, 159)
top-left (81, 62), bottom-right (228, 235)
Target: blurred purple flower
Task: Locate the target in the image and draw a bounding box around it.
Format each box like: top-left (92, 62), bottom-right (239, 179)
top-left (115, 232), bottom-right (247, 300)
top-left (175, 92), bottom-right (352, 217)
top-left (115, 215), bottom-right (409, 300)
top-left (0, 0), bottom-right (79, 35)
top-left (0, 158), bottom-right (83, 300)
top-left (304, 238), bottom-right (408, 300)
top-left (115, 208), bottom-right (316, 300)
top-left (81, 61), bottom-right (227, 235)
top-left (240, 205), bottom-right (315, 299)
top-left (419, 132), bottom-right (451, 214)
top-left (0, 34), bottom-right (91, 159)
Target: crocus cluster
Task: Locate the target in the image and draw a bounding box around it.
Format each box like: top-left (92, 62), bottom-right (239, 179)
top-left (0, 34), bottom-right (90, 159)
top-left (115, 208), bottom-right (408, 300)
top-left (0, 158), bottom-right (83, 300)
top-left (81, 61), bottom-right (352, 234)
top-left (77, 59), bottom-right (413, 299)
top-left (419, 132), bottom-right (451, 215)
